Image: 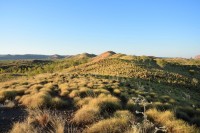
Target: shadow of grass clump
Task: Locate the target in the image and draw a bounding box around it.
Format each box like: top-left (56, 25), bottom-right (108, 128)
top-left (175, 107), bottom-right (200, 127)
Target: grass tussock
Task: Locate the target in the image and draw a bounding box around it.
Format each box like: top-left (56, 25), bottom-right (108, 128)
top-left (75, 97), bottom-right (93, 107)
top-left (126, 99), bottom-right (136, 111)
top-left (91, 94), bottom-right (122, 111)
top-left (113, 89), bottom-right (121, 95)
top-left (10, 109), bottom-right (65, 133)
top-left (10, 122), bottom-right (36, 133)
top-left (59, 83), bottom-right (70, 96)
top-left (0, 90), bottom-right (18, 102)
top-left (69, 90), bottom-right (80, 98)
top-left (85, 117), bottom-right (130, 133)
top-left (114, 110), bottom-right (134, 120)
top-left (19, 92), bottom-right (52, 109)
top-left (72, 105), bottom-right (100, 124)
top-left (73, 94), bottom-right (121, 124)
top-left (146, 108), bottom-right (199, 133)
top-left (51, 97), bottom-right (68, 108)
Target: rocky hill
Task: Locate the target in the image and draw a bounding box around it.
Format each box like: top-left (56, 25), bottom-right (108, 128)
top-left (92, 51), bottom-right (116, 62)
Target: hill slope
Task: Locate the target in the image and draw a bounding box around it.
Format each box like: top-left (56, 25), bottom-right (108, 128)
top-left (92, 51), bottom-right (116, 62)
top-left (1, 51), bottom-right (200, 133)
top-left (66, 56), bottom-right (200, 90)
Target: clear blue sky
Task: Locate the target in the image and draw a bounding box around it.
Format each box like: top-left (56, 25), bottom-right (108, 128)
top-left (0, 0), bottom-right (200, 57)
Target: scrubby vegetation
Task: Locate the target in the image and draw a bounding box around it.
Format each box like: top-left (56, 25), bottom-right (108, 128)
top-left (0, 52), bottom-right (200, 133)
top-left (0, 53), bottom-right (92, 82)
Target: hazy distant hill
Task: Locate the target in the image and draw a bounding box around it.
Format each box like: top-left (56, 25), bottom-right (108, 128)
top-left (0, 54), bottom-right (69, 60)
top-left (72, 53), bottom-right (96, 59)
top-left (195, 55), bottom-right (200, 59)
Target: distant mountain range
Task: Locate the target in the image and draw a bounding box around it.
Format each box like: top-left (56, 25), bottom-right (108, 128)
top-left (0, 52), bottom-right (199, 60)
top-left (0, 54), bottom-right (69, 60)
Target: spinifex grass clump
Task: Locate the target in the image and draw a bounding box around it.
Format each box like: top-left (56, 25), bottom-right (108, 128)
top-left (85, 116), bottom-right (130, 133)
top-left (19, 91), bottom-right (52, 109)
top-left (146, 109), bottom-right (200, 133)
top-left (72, 94), bottom-right (122, 124)
top-left (0, 88), bottom-right (26, 102)
top-left (10, 109), bottom-right (66, 133)
top-left (73, 105), bottom-right (101, 124)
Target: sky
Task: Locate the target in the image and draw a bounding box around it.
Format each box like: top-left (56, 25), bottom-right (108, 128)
top-left (0, 0), bottom-right (200, 58)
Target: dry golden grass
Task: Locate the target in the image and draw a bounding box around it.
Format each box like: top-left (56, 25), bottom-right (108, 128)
top-left (10, 109), bottom-right (65, 133)
top-left (75, 97), bottom-right (93, 107)
top-left (19, 91), bottom-right (52, 109)
top-left (113, 89), bottom-right (121, 95)
top-left (126, 99), bottom-right (135, 110)
top-left (125, 128), bottom-right (141, 133)
top-left (10, 122), bottom-right (36, 133)
top-left (93, 89), bottom-right (110, 95)
top-left (69, 90), bottom-right (80, 98)
top-left (85, 117), bottom-right (129, 133)
top-left (114, 110), bottom-right (134, 120)
top-left (73, 105), bottom-right (100, 124)
top-left (0, 71), bottom-right (199, 132)
top-left (40, 83), bottom-right (57, 94)
top-left (146, 109), bottom-right (199, 133)
top-left (30, 84), bottom-right (43, 91)
top-left (0, 90), bottom-right (17, 102)
top-left (73, 94), bottom-right (121, 124)
top-left (60, 90), bottom-right (70, 97)
top-left (59, 83), bottom-right (68, 90)
top-left (89, 94), bottom-right (122, 112)
top-left (59, 83), bottom-right (70, 96)
top-left (0, 88), bottom-right (26, 102)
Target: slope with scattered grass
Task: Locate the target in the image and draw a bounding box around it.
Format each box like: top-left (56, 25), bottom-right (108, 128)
top-left (0, 51), bottom-right (200, 133)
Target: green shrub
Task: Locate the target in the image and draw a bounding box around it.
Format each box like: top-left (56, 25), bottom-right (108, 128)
top-left (176, 107), bottom-right (198, 118)
top-left (149, 92), bottom-right (156, 98)
top-left (119, 92), bottom-right (129, 103)
top-left (160, 95), bottom-right (171, 103)
top-left (154, 103), bottom-right (172, 111)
